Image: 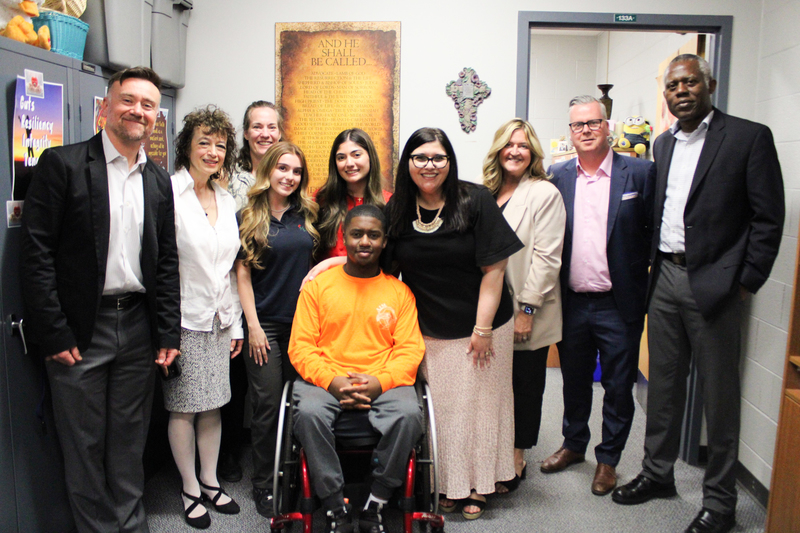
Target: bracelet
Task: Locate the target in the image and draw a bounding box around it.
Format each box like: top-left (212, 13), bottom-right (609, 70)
top-left (473, 326), bottom-right (493, 338)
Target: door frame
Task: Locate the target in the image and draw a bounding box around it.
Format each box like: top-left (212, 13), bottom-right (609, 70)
top-left (515, 11), bottom-right (734, 467)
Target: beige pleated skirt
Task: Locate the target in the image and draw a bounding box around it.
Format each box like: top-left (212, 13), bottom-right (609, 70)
top-left (421, 318), bottom-right (516, 499)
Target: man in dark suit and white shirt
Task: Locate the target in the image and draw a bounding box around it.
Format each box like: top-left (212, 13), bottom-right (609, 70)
top-left (21, 67), bottom-right (181, 533)
top-left (543, 95), bottom-right (654, 496)
top-left (612, 54), bottom-right (784, 533)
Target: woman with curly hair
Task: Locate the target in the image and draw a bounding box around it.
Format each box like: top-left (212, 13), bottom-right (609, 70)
top-left (483, 119), bottom-right (566, 494)
top-left (163, 105), bottom-right (243, 528)
top-left (229, 101), bottom-right (284, 211)
top-left (235, 141), bottom-right (319, 518)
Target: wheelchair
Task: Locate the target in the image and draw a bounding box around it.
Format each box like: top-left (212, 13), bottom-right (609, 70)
top-left (269, 378), bottom-right (445, 533)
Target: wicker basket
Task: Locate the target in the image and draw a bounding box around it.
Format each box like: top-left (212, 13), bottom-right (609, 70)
top-left (42, 0), bottom-right (87, 18)
top-left (33, 11), bottom-right (89, 60)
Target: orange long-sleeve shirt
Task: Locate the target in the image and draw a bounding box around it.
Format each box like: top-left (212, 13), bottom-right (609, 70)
top-left (289, 265), bottom-right (425, 392)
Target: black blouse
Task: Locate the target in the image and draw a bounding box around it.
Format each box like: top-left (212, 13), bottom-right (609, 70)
top-left (388, 183), bottom-right (522, 339)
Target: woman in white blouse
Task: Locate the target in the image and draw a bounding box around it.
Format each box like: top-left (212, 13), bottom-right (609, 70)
top-left (163, 106), bottom-right (244, 529)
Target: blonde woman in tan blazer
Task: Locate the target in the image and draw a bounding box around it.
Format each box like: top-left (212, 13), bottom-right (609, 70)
top-left (483, 119), bottom-right (566, 493)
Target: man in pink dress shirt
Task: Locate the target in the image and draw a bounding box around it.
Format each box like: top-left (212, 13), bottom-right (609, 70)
top-left (542, 95), bottom-right (654, 497)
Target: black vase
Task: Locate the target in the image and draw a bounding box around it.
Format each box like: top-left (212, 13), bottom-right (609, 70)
top-left (598, 84), bottom-right (614, 119)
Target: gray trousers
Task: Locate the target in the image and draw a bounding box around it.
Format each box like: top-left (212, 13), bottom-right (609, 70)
top-left (46, 301), bottom-right (154, 533)
top-left (642, 258), bottom-right (742, 514)
top-left (292, 379), bottom-right (423, 510)
top-left (243, 320), bottom-right (297, 489)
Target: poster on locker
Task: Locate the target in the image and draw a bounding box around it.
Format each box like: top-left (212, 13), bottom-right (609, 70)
top-left (12, 70), bottom-right (64, 202)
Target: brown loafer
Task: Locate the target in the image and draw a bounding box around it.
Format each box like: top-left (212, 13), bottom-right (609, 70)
top-left (540, 446), bottom-right (585, 473)
top-left (591, 463), bottom-right (617, 495)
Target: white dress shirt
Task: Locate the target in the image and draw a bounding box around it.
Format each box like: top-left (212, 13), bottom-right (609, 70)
top-left (101, 130), bottom-right (146, 295)
top-left (171, 168), bottom-right (243, 338)
top-left (659, 111), bottom-right (715, 254)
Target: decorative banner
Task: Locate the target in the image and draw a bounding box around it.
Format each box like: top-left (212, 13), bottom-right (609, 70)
top-left (12, 71), bottom-right (64, 201)
top-left (93, 96), bottom-right (170, 173)
top-left (144, 108), bottom-right (170, 172)
top-left (276, 22), bottom-right (400, 193)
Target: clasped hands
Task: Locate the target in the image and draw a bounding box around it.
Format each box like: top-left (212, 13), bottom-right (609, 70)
top-left (328, 372), bottom-right (382, 410)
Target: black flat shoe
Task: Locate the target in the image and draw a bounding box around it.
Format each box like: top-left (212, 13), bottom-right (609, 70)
top-left (611, 474), bottom-right (677, 505)
top-left (199, 481), bottom-right (240, 514)
top-left (181, 491), bottom-right (210, 529)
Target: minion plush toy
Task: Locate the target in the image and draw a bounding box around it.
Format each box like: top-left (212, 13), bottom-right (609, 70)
top-left (618, 116), bottom-right (652, 155)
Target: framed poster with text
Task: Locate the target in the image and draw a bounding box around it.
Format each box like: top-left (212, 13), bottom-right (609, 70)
top-left (276, 22), bottom-right (400, 193)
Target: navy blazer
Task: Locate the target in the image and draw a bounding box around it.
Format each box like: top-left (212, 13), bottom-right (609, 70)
top-left (649, 109), bottom-right (784, 318)
top-left (20, 133), bottom-right (181, 356)
top-left (550, 151), bottom-right (654, 323)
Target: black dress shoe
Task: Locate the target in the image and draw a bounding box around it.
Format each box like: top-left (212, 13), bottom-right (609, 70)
top-left (611, 474), bottom-right (677, 505)
top-left (217, 452), bottom-right (243, 483)
top-left (684, 508), bottom-right (735, 533)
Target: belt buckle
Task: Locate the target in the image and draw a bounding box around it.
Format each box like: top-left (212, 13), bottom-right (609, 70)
top-left (116, 297), bottom-right (124, 311)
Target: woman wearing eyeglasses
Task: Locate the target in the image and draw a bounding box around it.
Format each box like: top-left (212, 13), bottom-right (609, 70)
top-left (482, 119), bottom-right (566, 494)
top-left (383, 127), bottom-right (523, 520)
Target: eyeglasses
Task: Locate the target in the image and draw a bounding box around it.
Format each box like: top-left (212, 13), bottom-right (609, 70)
top-left (568, 119), bottom-right (604, 133)
top-left (410, 154), bottom-right (449, 168)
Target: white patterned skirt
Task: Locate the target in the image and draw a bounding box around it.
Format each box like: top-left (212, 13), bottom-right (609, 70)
top-left (421, 318), bottom-right (515, 499)
top-left (162, 316), bottom-right (232, 413)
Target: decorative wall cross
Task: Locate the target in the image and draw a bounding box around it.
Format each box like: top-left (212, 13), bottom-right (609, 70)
top-left (446, 68), bottom-right (491, 134)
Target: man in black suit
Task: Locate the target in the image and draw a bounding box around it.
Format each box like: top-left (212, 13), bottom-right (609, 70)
top-left (543, 96), bottom-right (654, 496)
top-left (612, 54), bottom-right (784, 533)
top-left (21, 67), bottom-right (181, 533)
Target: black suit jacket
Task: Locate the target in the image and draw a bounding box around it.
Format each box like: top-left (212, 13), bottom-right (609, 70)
top-left (21, 133), bottom-right (181, 356)
top-left (550, 151), bottom-right (655, 323)
top-left (649, 109), bottom-right (784, 318)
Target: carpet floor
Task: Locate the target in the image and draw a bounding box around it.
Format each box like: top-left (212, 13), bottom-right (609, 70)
top-left (144, 369), bottom-right (767, 532)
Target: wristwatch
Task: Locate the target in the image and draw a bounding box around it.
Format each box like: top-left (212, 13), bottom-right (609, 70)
top-left (521, 305), bottom-right (536, 315)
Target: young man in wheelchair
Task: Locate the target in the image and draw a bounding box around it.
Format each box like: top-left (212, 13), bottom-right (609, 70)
top-left (289, 204), bottom-right (426, 533)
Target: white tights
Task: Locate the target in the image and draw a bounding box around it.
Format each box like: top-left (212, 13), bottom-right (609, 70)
top-left (168, 409), bottom-right (231, 517)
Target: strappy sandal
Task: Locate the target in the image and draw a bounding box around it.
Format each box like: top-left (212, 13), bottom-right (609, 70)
top-left (199, 481), bottom-right (240, 514)
top-left (438, 494), bottom-right (458, 513)
top-left (496, 462), bottom-right (528, 494)
top-left (181, 490), bottom-right (210, 529)
top-left (461, 496), bottom-right (486, 520)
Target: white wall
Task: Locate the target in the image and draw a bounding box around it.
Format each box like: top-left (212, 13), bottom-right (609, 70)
top-left (527, 33), bottom-right (598, 170)
top-left (178, 0), bottom-right (791, 491)
top-left (739, 0), bottom-right (800, 489)
top-left (600, 31), bottom-right (701, 129)
top-left (177, 0), bottom-right (764, 187)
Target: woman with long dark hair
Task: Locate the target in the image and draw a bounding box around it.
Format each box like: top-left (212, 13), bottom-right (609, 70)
top-left (384, 127), bottom-right (523, 520)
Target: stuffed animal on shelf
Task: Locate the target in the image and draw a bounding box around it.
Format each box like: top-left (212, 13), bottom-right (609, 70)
top-left (618, 115), bottom-right (652, 155)
top-left (1, 0), bottom-right (49, 50)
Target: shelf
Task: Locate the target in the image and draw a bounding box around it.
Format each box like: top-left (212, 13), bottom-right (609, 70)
top-left (787, 389), bottom-right (800, 405)
top-left (790, 356), bottom-right (800, 369)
